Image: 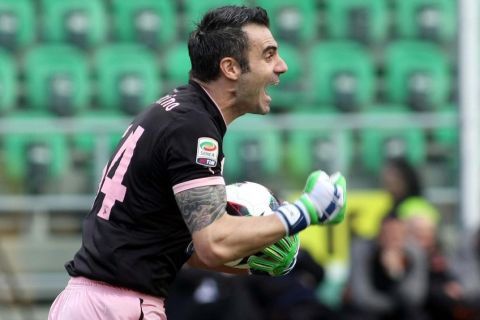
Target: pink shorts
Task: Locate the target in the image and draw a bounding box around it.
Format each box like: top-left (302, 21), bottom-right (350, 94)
top-left (48, 277), bottom-right (167, 320)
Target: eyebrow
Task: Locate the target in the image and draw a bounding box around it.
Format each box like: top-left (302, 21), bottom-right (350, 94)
top-left (262, 45), bottom-right (278, 55)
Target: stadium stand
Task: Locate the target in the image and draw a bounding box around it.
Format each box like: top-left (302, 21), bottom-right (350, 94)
top-left (393, 0), bottom-right (457, 44)
top-left (24, 44), bottom-right (90, 117)
top-left (359, 105), bottom-right (427, 174)
top-left (183, 0), bottom-right (247, 36)
top-left (0, 0), bottom-right (35, 50)
top-left (93, 43), bottom-right (161, 115)
top-left (286, 110), bottom-right (354, 181)
top-left (255, 0), bottom-right (317, 45)
top-left (384, 40), bottom-right (451, 111)
top-left (41, 0), bottom-right (107, 49)
top-left (268, 41), bottom-right (306, 110)
top-left (222, 115), bottom-right (283, 183)
top-left (324, 0), bottom-right (389, 45)
top-left (111, 0), bottom-right (177, 49)
top-left (0, 48), bottom-right (17, 115)
top-left (162, 41), bottom-right (191, 91)
top-left (3, 112), bottom-right (70, 194)
top-left (308, 40), bottom-right (376, 112)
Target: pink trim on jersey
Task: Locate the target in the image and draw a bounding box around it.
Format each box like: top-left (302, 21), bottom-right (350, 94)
top-left (173, 176), bottom-right (225, 194)
top-left (199, 84), bottom-right (227, 127)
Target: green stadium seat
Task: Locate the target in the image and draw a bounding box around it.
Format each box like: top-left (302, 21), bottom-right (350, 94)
top-left (384, 40), bottom-right (450, 111)
top-left (0, 0), bottom-right (35, 50)
top-left (112, 0), bottom-right (177, 48)
top-left (163, 42), bottom-right (191, 91)
top-left (94, 44), bottom-right (161, 116)
top-left (183, 0), bottom-right (246, 35)
top-left (431, 106), bottom-right (457, 156)
top-left (433, 111), bottom-right (457, 145)
top-left (41, 0), bottom-right (107, 48)
top-left (24, 44), bottom-right (90, 116)
top-left (0, 49), bottom-right (17, 115)
top-left (359, 105), bottom-right (427, 173)
top-left (255, 0), bottom-right (317, 45)
top-left (394, 0), bottom-right (456, 44)
top-left (269, 42), bottom-right (306, 109)
top-left (3, 111), bottom-right (70, 194)
top-left (223, 115), bottom-right (283, 183)
top-left (309, 41), bottom-right (375, 112)
top-left (72, 111), bottom-right (125, 155)
top-left (429, 105), bottom-right (458, 185)
top-left (72, 111), bottom-right (126, 190)
top-left (286, 111), bottom-right (354, 180)
top-left (325, 0), bottom-right (389, 44)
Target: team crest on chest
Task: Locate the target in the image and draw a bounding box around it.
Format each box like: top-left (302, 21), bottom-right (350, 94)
top-left (196, 137), bottom-right (219, 167)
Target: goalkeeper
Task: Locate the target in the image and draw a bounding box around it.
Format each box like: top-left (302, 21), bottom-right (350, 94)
top-left (48, 5), bottom-right (347, 320)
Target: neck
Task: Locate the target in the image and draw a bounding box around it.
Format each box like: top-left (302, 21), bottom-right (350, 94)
top-left (192, 78), bottom-right (243, 125)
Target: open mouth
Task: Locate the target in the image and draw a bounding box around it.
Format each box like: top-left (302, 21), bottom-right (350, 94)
top-left (264, 81), bottom-right (279, 101)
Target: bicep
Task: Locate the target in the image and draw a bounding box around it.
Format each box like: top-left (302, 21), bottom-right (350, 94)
top-left (175, 185), bottom-right (227, 233)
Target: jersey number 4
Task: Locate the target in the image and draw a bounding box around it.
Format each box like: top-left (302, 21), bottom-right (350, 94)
top-left (97, 125), bottom-right (145, 220)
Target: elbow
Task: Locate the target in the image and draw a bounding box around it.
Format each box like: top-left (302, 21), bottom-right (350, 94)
top-left (194, 241), bottom-right (231, 268)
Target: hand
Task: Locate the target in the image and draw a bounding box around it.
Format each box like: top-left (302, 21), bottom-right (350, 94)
top-left (298, 171), bottom-right (347, 225)
top-left (248, 234), bottom-right (299, 276)
top-left (275, 171), bottom-right (347, 235)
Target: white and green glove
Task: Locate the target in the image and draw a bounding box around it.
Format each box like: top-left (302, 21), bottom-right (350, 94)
top-left (248, 234), bottom-right (299, 276)
top-left (275, 171), bottom-right (347, 235)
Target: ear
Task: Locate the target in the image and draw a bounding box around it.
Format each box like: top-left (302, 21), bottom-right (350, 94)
top-left (219, 57), bottom-right (241, 80)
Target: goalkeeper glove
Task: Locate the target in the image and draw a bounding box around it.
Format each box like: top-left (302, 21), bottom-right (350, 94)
top-left (248, 234), bottom-right (299, 276)
top-left (275, 171), bottom-right (347, 235)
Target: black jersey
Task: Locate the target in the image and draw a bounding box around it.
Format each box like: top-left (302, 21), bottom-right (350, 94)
top-left (66, 81), bottom-right (227, 298)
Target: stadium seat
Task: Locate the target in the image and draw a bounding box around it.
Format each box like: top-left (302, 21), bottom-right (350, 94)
top-left (163, 42), bottom-right (191, 91)
top-left (255, 0), bottom-right (317, 45)
top-left (24, 44), bottom-right (90, 116)
top-left (324, 0), bottom-right (389, 44)
top-left (309, 41), bottom-right (375, 112)
top-left (223, 115), bottom-right (283, 183)
top-left (286, 111), bottom-right (354, 180)
top-left (0, 49), bottom-right (17, 115)
top-left (429, 106), bottom-right (458, 185)
top-left (183, 0), bottom-right (246, 35)
top-left (393, 0), bottom-right (457, 44)
top-left (384, 40), bottom-right (450, 111)
top-left (359, 105), bottom-right (427, 173)
top-left (72, 111), bottom-right (125, 156)
top-left (41, 0), bottom-right (107, 48)
top-left (112, 0), bottom-right (177, 48)
top-left (3, 111), bottom-right (70, 194)
top-left (432, 107), bottom-right (457, 148)
top-left (269, 42), bottom-right (306, 109)
top-left (0, 0), bottom-right (35, 50)
top-left (94, 43), bottom-right (161, 115)
top-left (72, 111), bottom-right (126, 190)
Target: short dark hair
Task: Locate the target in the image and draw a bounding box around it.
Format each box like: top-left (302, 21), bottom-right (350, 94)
top-left (188, 6), bottom-right (269, 82)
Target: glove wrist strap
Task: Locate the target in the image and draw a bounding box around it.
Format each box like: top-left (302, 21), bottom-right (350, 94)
top-left (275, 202), bottom-right (310, 236)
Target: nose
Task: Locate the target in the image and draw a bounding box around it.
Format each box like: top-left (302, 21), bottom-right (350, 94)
top-left (275, 55), bottom-right (288, 75)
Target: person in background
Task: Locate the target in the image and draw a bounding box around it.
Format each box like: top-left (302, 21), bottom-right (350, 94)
top-left (404, 212), bottom-right (464, 320)
top-left (381, 157), bottom-right (422, 219)
top-left (343, 216), bottom-right (427, 320)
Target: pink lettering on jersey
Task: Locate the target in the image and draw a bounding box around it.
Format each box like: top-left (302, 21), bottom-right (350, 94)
top-left (97, 126), bottom-right (145, 220)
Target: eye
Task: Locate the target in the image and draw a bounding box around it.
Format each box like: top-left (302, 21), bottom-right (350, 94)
top-left (264, 50), bottom-right (275, 61)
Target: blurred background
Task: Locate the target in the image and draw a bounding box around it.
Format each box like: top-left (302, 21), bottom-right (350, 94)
top-left (0, 0), bottom-right (479, 319)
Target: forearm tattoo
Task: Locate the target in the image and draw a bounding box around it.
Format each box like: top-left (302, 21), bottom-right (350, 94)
top-left (175, 185), bottom-right (227, 233)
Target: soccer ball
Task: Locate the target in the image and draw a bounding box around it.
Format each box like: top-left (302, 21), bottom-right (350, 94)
top-left (226, 181), bottom-right (280, 217)
top-left (224, 181), bottom-right (280, 268)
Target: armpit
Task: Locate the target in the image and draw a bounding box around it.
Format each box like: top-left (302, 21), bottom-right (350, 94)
top-left (175, 185), bottom-right (227, 233)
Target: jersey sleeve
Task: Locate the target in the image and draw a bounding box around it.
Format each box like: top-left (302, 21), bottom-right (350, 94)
top-left (162, 112), bottom-right (225, 194)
